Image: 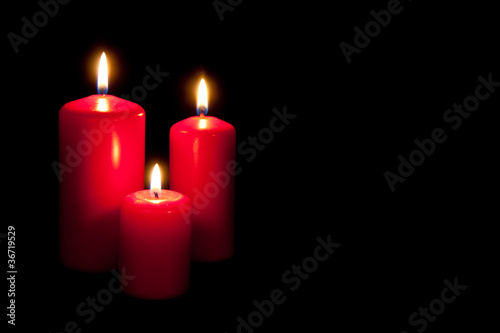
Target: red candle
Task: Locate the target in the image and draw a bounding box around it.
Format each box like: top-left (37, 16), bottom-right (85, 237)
top-left (58, 53), bottom-right (145, 272)
top-left (169, 78), bottom-right (236, 262)
top-left (119, 164), bottom-right (192, 299)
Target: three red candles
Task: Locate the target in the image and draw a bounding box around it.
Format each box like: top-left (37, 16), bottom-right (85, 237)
top-left (59, 53), bottom-right (235, 298)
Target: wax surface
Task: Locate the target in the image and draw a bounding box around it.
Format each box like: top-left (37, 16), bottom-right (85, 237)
top-left (59, 94), bottom-right (145, 272)
top-left (119, 189), bottom-right (192, 299)
top-left (170, 116), bottom-right (236, 262)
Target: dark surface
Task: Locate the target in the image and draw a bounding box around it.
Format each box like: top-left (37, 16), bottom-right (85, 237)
top-left (3, 0), bottom-right (497, 332)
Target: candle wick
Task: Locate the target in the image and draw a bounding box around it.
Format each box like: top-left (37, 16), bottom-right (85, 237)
top-left (154, 192), bottom-right (159, 199)
top-left (198, 106), bottom-right (207, 117)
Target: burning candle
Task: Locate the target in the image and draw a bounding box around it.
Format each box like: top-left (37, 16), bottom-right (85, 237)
top-left (119, 164), bottom-right (192, 299)
top-left (58, 52), bottom-right (145, 272)
top-left (169, 78), bottom-right (236, 262)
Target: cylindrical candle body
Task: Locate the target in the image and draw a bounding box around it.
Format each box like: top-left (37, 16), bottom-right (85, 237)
top-left (170, 116), bottom-right (235, 262)
top-left (59, 94), bottom-right (145, 272)
top-left (119, 189), bottom-right (192, 299)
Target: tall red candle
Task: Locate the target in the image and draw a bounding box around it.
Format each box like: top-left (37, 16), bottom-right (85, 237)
top-left (119, 164), bottom-right (192, 299)
top-left (58, 53), bottom-right (145, 272)
top-left (169, 78), bottom-right (236, 262)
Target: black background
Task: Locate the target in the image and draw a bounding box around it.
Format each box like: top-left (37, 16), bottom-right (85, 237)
top-left (3, 0), bottom-right (498, 332)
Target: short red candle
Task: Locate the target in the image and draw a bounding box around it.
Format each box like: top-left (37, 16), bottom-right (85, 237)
top-left (169, 79), bottom-right (236, 262)
top-left (58, 53), bottom-right (145, 272)
top-left (119, 164), bottom-right (192, 299)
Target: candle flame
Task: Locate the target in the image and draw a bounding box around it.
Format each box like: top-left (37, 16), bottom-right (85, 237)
top-left (197, 78), bottom-right (208, 116)
top-left (97, 52), bottom-right (108, 95)
top-left (150, 163), bottom-right (161, 197)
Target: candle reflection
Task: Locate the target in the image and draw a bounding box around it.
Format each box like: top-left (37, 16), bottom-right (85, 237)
top-left (111, 132), bottom-right (121, 169)
top-left (198, 118), bottom-right (207, 129)
top-left (96, 97), bottom-right (110, 112)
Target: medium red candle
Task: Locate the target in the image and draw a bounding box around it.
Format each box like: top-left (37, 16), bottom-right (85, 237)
top-left (169, 78), bottom-right (236, 262)
top-left (59, 53), bottom-right (145, 272)
top-left (119, 164), bottom-right (192, 299)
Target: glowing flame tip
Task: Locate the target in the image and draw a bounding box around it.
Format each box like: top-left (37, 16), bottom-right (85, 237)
top-left (150, 163), bottom-right (161, 197)
top-left (97, 52), bottom-right (108, 95)
top-left (197, 78), bottom-right (208, 116)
